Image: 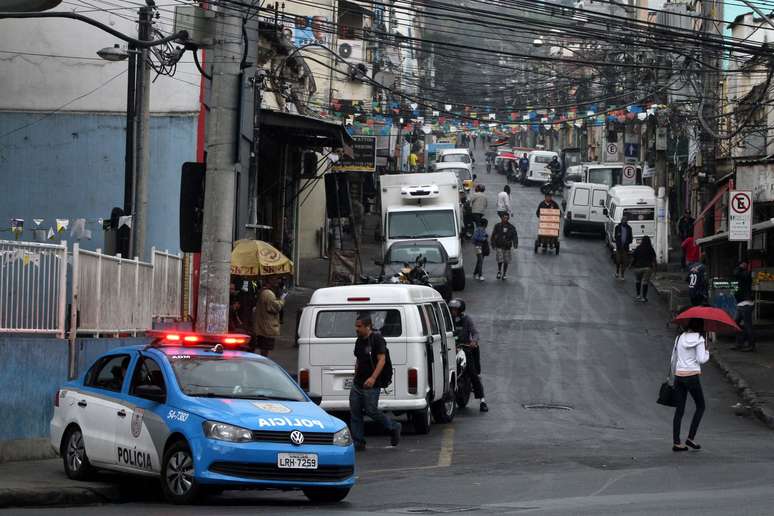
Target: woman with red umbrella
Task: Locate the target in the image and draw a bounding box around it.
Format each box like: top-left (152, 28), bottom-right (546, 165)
top-left (671, 318), bottom-right (710, 451)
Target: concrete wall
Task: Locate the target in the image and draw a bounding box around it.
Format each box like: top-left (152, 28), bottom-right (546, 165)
top-left (0, 112), bottom-right (196, 253)
top-left (0, 336), bottom-right (149, 463)
top-left (0, 9), bottom-right (199, 113)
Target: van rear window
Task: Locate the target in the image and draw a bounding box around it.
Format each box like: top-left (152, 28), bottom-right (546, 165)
top-left (534, 155), bottom-right (553, 164)
top-left (315, 310), bottom-right (402, 338)
top-left (624, 208), bottom-right (654, 221)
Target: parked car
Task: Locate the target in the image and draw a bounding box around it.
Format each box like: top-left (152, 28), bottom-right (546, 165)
top-left (297, 284), bottom-right (458, 434)
top-left (378, 240), bottom-right (453, 300)
top-left (50, 333), bottom-right (355, 504)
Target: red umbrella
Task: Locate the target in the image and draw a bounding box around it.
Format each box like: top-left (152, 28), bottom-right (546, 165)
top-left (672, 306), bottom-right (741, 334)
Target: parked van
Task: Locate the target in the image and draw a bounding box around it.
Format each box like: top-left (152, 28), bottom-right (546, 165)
top-left (433, 161), bottom-right (475, 194)
top-left (296, 284), bottom-right (458, 434)
top-left (563, 182), bottom-right (609, 238)
top-left (603, 185), bottom-right (657, 252)
top-left (436, 148), bottom-right (474, 168)
top-left (523, 150), bottom-right (559, 184)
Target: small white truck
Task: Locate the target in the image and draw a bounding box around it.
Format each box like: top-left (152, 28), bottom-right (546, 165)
top-left (379, 172), bottom-right (465, 290)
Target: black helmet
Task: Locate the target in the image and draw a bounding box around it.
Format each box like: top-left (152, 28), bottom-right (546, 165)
top-left (448, 298), bottom-right (466, 312)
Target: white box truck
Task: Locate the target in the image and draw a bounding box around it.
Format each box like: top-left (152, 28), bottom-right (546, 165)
top-left (379, 172), bottom-right (465, 290)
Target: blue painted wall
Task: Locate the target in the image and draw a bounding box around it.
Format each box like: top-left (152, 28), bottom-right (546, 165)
top-left (0, 336), bottom-right (150, 444)
top-left (0, 112), bottom-right (196, 257)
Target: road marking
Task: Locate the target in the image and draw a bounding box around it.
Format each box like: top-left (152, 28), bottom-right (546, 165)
top-left (437, 427), bottom-right (454, 467)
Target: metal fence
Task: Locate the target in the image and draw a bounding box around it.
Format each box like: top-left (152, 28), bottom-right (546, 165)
top-left (72, 244), bottom-right (154, 335)
top-left (151, 248), bottom-right (184, 320)
top-left (0, 240), bottom-right (68, 337)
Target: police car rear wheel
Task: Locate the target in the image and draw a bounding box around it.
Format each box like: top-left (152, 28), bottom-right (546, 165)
top-left (162, 441), bottom-right (200, 504)
top-left (63, 427), bottom-right (93, 480)
top-left (303, 487), bottom-right (351, 503)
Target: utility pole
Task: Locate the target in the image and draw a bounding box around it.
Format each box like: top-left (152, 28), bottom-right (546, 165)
top-left (699, 0), bottom-right (721, 180)
top-left (195, 10), bottom-right (244, 334)
top-left (130, 3), bottom-right (153, 260)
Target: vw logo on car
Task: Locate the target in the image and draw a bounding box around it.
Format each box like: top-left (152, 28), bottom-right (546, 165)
top-left (290, 430), bottom-right (305, 446)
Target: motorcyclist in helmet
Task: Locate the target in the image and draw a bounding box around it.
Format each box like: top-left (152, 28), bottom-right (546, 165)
top-left (547, 155), bottom-right (562, 176)
top-left (448, 298), bottom-right (488, 412)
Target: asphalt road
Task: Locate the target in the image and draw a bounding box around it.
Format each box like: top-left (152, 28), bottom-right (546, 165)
top-left (10, 147), bottom-right (774, 515)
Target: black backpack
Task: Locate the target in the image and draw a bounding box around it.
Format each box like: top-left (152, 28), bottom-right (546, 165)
top-left (369, 334), bottom-right (393, 388)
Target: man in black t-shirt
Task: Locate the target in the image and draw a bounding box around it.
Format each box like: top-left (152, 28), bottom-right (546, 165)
top-left (349, 314), bottom-right (401, 451)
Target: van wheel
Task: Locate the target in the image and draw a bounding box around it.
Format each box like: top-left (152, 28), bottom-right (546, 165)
top-left (412, 406), bottom-right (431, 434)
top-left (431, 395), bottom-right (456, 423)
top-left (451, 268), bottom-right (465, 291)
top-left (62, 426), bottom-right (94, 480)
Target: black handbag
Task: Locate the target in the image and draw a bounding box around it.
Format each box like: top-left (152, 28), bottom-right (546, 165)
top-left (657, 337), bottom-right (679, 407)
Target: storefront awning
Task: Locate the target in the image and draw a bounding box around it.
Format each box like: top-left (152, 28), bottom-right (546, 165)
top-left (697, 218), bottom-right (774, 246)
top-left (261, 110), bottom-right (354, 157)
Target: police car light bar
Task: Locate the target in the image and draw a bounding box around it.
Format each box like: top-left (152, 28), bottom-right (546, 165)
top-left (147, 331), bottom-right (250, 348)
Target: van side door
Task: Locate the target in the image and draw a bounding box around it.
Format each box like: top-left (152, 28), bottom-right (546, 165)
top-left (591, 187), bottom-right (607, 224)
top-left (420, 304), bottom-right (444, 401)
top-left (571, 186), bottom-right (590, 223)
top-left (435, 301), bottom-right (456, 397)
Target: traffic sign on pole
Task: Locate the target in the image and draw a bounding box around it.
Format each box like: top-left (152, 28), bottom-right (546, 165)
top-left (605, 142), bottom-right (618, 161)
top-left (729, 190), bottom-right (753, 242)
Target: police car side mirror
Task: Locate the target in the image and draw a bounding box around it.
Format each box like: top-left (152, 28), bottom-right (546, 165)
top-left (308, 394), bottom-right (323, 406)
top-left (135, 384), bottom-right (165, 403)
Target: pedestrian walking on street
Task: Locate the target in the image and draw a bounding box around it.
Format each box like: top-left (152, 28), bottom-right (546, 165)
top-left (687, 257), bottom-right (708, 307)
top-left (518, 153), bottom-right (529, 183)
top-left (469, 184), bottom-right (487, 227)
top-left (630, 235), bottom-right (656, 302)
top-left (449, 299), bottom-right (488, 412)
top-left (671, 318), bottom-right (709, 452)
top-left (472, 133), bottom-right (478, 149)
top-left (677, 210), bottom-right (695, 270)
top-left (681, 235), bottom-right (700, 268)
top-left (733, 260), bottom-right (755, 352)
top-left (252, 276), bottom-right (287, 357)
top-left (491, 212), bottom-right (518, 280)
top-left (614, 214), bottom-right (633, 280)
top-left (472, 218), bottom-right (489, 281)
top-left (496, 185), bottom-right (512, 218)
top-left (408, 151), bottom-right (418, 172)
top-left (349, 314), bottom-right (401, 451)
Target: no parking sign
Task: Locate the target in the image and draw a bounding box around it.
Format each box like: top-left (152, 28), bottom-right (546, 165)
top-left (621, 164), bottom-right (637, 185)
top-left (729, 190), bottom-right (752, 241)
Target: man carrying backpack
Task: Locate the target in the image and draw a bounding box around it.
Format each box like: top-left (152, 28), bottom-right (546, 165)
top-left (349, 314), bottom-right (401, 451)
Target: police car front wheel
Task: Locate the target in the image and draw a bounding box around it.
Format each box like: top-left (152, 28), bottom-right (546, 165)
top-left (62, 426), bottom-right (94, 480)
top-left (303, 487), bottom-right (351, 503)
top-left (161, 440), bottom-right (200, 504)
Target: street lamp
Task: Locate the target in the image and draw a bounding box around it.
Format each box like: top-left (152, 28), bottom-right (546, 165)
top-left (98, 42), bottom-right (138, 258)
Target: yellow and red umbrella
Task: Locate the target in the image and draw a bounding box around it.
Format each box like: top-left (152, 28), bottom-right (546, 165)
top-left (230, 240), bottom-right (293, 277)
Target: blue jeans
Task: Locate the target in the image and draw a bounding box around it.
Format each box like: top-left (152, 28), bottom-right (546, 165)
top-left (349, 384), bottom-right (396, 445)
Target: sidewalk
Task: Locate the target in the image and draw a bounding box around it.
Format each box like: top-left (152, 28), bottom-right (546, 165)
top-left (651, 274), bottom-right (774, 429)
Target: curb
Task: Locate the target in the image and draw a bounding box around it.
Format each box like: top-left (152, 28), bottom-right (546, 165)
top-left (711, 353), bottom-right (774, 430)
top-left (0, 485), bottom-right (124, 509)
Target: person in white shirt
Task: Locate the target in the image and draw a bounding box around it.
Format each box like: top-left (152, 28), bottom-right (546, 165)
top-left (671, 318), bottom-right (709, 452)
top-left (496, 185), bottom-right (512, 218)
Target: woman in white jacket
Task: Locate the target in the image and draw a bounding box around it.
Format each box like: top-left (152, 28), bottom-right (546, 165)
top-left (672, 319), bottom-right (710, 451)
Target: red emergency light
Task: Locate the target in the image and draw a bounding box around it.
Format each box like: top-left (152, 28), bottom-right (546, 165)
top-left (147, 331), bottom-right (250, 349)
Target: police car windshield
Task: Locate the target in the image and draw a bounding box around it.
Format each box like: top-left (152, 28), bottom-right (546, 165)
top-left (169, 355), bottom-right (305, 401)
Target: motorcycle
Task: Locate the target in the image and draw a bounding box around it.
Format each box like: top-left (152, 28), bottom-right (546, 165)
top-left (540, 170), bottom-right (565, 196)
top-left (454, 331), bottom-right (473, 409)
top-left (388, 254), bottom-right (432, 287)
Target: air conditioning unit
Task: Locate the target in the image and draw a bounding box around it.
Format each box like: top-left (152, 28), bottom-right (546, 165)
top-left (338, 40), bottom-right (369, 82)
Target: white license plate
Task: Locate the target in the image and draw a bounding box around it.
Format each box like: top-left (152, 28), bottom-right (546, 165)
top-left (343, 377), bottom-right (353, 390)
top-left (277, 453), bottom-right (318, 469)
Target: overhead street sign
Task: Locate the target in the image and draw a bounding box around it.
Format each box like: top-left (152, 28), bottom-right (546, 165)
top-left (729, 190), bottom-right (753, 241)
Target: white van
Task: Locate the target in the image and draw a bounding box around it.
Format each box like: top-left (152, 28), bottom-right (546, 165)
top-left (524, 150), bottom-right (559, 184)
top-left (433, 161), bottom-right (475, 194)
top-left (603, 185), bottom-right (657, 252)
top-left (563, 182), bottom-right (608, 238)
top-left (296, 284), bottom-right (457, 434)
top-left (436, 148), bottom-right (474, 169)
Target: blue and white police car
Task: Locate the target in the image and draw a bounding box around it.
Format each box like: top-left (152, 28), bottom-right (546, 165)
top-left (50, 331), bottom-right (355, 504)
